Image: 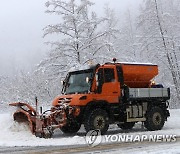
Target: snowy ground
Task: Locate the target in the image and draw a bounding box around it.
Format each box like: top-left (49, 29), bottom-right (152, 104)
top-left (0, 109), bottom-right (180, 153)
top-left (102, 142), bottom-right (180, 154)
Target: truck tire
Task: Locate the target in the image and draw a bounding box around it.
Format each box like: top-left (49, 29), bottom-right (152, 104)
top-left (35, 132), bottom-right (52, 138)
top-left (84, 108), bottom-right (109, 135)
top-left (60, 121), bottom-right (81, 134)
top-left (144, 106), bottom-right (165, 131)
top-left (35, 132), bottom-right (43, 138)
top-left (117, 122), bottom-right (135, 130)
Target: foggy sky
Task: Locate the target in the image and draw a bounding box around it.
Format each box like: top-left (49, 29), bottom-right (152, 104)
top-left (0, 0), bottom-right (142, 76)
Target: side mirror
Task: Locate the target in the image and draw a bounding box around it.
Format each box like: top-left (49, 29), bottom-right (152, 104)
top-left (95, 69), bottom-right (103, 93)
top-left (61, 80), bottom-right (65, 85)
top-left (95, 73), bottom-right (99, 87)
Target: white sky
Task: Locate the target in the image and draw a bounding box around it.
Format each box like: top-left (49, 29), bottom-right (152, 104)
top-left (0, 0), bottom-right (142, 76)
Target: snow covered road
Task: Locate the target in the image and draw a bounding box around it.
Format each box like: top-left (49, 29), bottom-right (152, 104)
top-left (0, 138), bottom-right (180, 154)
top-left (0, 109), bottom-right (180, 153)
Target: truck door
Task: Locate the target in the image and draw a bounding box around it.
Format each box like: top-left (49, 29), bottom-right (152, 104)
top-left (96, 67), bottom-right (120, 103)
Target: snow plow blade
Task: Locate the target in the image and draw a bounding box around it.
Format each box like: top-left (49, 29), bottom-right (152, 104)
top-left (9, 102), bottom-right (67, 138)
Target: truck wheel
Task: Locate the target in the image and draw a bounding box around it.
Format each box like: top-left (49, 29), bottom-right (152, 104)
top-left (35, 132), bottom-right (43, 138)
top-left (144, 107), bottom-right (165, 131)
top-left (60, 121), bottom-right (81, 134)
top-left (117, 122), bottom-right (135, 130)
top-left (84, 108), bottom-right (109, 135)
top-left (35, 132), bottom-right (52, 138)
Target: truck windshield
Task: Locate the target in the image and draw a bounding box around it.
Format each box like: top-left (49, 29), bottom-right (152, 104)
top-left (63, 69), bottom-right (93, 94)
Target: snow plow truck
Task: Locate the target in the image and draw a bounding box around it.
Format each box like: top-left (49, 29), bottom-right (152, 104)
top-left (10, 59), bottom-right (170, 138)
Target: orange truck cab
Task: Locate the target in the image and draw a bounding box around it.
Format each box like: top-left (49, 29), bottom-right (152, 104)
top-left (52, 61), bottom-right (170, 135)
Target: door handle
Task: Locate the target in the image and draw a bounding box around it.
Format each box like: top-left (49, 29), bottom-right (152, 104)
top-left (113, 91), bottom-right (118, 94)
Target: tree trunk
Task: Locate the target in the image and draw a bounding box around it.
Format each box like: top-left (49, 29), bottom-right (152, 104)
top-left (154, 0), bottom-right (180, 102)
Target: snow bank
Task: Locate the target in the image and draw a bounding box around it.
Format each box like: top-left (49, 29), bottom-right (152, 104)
top-left (0, 112), bottom-right (85, 146)
top-left (0, 109), bottom-right (179, 147)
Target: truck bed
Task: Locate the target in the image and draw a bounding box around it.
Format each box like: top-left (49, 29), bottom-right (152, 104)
top-left (125, 88), bottom-right (170, 101)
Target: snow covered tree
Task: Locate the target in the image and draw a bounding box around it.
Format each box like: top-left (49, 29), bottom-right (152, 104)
top-left (0, 1), bottom-right (120, 109)
top-left (115, 9), bottom-right (140, 62)
top-left (42, 0), bottom-right (119, 74)
top-left (35, 0), bottom-right (120, 102)
top-left (95, 4), bottom-right (119, 63)
top-left (137, 0), bottom-right (180, 107)
top-left (0, 71), bottom-right (56, 109)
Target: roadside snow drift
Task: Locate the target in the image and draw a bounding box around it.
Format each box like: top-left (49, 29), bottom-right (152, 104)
top-left (0, 109), bottom-right (180, 147)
